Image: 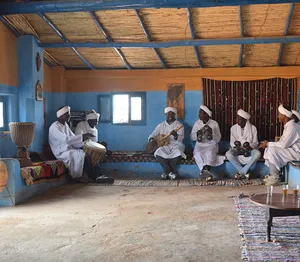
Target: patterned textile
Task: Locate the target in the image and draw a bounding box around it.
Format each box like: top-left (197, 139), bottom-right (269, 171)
top-left (203, 78), bottom-right (298, 141)
top-left (20, 160), bottom-right (67, 185)
top-left (234, 197), bottom-right (300, 261)
top-left (104, 151), bottom-right (196, 165)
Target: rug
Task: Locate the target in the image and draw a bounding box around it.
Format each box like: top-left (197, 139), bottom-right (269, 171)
top-left (234, 197), bottom-right (300, 261)
top-left (88, 178), bottom-right (263, 187)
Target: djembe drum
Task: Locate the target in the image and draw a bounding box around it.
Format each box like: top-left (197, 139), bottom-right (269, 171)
top-left (84, 140), bottom-right (107, 166)
top-left (9, 122), bottom-right (35, 167)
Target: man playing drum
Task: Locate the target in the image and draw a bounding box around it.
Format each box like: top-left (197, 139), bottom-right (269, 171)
top-left (75, 110), bottom-right (111, 153)
top-left (148, 107), bottom-right (185, 180)
top-left (49, 106), bottom-right (114, 184)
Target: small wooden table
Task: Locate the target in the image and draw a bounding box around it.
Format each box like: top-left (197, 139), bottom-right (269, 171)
top-left (250, 193), bottom-right (300, 242)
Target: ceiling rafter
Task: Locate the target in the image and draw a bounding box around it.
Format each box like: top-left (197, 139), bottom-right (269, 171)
top-left (39, 35), bottom-right (300, 49)
top-left (89, 11), bottom-right (132, 70)
top-left (38, 13), bottom-right (95, 70)
top-left (186, 8), bottom-right (203, 68)
top-left (277, 3), bottom-right (294, 66)
top-left (134, 9), bottom-right (167, 69)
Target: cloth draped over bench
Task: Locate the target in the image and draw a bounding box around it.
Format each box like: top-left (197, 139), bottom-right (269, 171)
top-left (20, 160), bottom-right (67, 185)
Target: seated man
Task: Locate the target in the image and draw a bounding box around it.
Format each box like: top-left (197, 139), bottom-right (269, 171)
top-left (225, 109), bottom-right (261, 179)
top-left (260, 105), bottom-right (300, 185)
top-left (148, 107), bottom-right (185, 180)
top-left (191, 105), bottom-right (225, 180)
top-left (75, 110), bottom-right (110, 152)
top-left (49, 106), bottom-right (114, 184)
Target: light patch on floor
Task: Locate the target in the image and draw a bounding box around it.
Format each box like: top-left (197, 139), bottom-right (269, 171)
top-left (0, 185), bottom-right (277, 262)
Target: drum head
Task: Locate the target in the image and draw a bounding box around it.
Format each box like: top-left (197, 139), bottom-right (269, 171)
top-left (85, 140), bottom-right (106, 151)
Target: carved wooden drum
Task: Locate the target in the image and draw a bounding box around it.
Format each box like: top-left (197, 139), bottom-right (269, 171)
top-left (84, 140), bottom-right (106, 166)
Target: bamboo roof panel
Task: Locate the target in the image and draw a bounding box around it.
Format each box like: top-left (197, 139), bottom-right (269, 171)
top-left (281, 43), bottom-right (300, 65)
top-left (243, 4), bottom-right (290, 37)
top-left (120, 48), bottom-right (162, 68)
top-left (138, 8), bottom-right (191, 41)
top-left (45, 48), bottom-right (88, 68)
top-left (243, 44), bottom-right (280, 66)
top-left (23, 14), bottom-right (63, 42)
top-left (192, 7), bottom-right (240, 39)
top-left (288, 3), bottom-right (300, 35)
top-left (158, 47), bottom-right (198, 68)
top-left (45, 12), bottom-right (107, 42)
top-left (94, 10), bottom-right (148, 42)
top-left (77, 48), bottom-right (126, 69)
top-left (199, 45), bottom-right (240, 67)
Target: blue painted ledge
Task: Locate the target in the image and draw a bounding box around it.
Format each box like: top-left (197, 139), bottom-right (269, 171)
top-left (0, 158), bottom-right (67, 207)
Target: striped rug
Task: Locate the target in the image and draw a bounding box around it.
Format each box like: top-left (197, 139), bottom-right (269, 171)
top-left (234, 197), bottom-right (300, 261)
top-left (88, 178), bottom-right (263, 187)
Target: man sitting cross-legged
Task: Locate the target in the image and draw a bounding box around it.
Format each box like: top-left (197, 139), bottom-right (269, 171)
top-left (260, 104), bottom-right (300, 185)
top-left (225, 109), bottom-right (261, 180)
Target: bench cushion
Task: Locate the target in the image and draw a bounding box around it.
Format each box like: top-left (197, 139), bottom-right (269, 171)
top-left (20, 160), bottom-right (67, 185)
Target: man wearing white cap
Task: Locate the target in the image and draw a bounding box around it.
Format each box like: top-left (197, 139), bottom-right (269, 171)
top-left (75, 110), bottom-right (100, 142)
top-left (148, 107), bottom-right (185, 180)
top-left (191, 105), bottom-right (225, 179)
top-left (49, 106), bottom-right (114, 184)
top-left (226, 109), bottom-right (261, 179)
top-left (260, 104), bottom-right (300, 185)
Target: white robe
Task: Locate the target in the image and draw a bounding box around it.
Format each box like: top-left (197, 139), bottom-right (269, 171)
top-left (149, 120), bottom-right (186, 159)
top-left (75, 121), bottom-right (98, 142)
top-left (49, 121), bottom-right (85, 178)
top-left (230, 122), bottom-right (258, 165)
top-left (264, 120), bottom-right (300, 169)
top-left (191, 119), bottom-right (225, 170)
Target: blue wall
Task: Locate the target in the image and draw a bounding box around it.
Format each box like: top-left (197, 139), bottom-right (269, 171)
top-left (0, 84), bottom-right (19, 157)
top-left (64, 90), bottom-right (202, 151)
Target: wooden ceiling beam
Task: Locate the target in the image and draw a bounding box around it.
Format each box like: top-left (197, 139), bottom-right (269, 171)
top-left (2, 0), bottom-right (300, 15)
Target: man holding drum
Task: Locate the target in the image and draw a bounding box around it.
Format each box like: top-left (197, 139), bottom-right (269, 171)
top-left (225, 109), bottom-right (261, 180)
top-left (148, 107), bottom-right (185, 180)
top-left (49, 106), bottom-right (114, 184)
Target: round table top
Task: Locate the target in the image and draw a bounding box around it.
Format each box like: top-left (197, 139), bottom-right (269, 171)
top-left (250, 193), bottom-right (300, 210)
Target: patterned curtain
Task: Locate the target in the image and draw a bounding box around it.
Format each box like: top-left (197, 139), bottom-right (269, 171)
top-left (202, 78), bottom-right (298, 141)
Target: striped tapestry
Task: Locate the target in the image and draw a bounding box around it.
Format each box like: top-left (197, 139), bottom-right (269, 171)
top-left (202, 78), bottom-right (298, 141)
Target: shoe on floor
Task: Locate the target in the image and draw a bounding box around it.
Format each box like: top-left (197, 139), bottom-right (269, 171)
top-left (244, 173), bottom-right (251, 180)
top-left (234, 173), bottom-right (243, 180)
top-left (168, 172), bottom-right (177, 180)
top-left (95, 175), bottom-right (114, 184)
top-left (263, 175), bottom-right (280, 186)
top-left (161, 173), bottom-right (168, 180)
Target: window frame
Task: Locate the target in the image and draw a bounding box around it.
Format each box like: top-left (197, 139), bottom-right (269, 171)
top-left (111, 92), bottom-right (147, 126)
top-left (98, 94), bottom-right (112, 123)
top-left (0, 96), bottom-right (8, 131)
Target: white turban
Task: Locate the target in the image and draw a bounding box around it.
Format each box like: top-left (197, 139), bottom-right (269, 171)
top-left (237, 109), bottom-right (250, 120)
top-left (278, 104), bottom-right (292, 118)
top-left (57, 106), bottom-right (70, 118)
top-left (200, 105), bottom-right (212, 117)
top-left (86, 112), bottom-right (100, 121)
top-left (164, 107), bottom-right (177, 115)
top-left (292, 110), bottom-right (300, 120)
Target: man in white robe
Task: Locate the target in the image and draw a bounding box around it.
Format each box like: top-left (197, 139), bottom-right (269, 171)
top-left (148, 107), bottom-right (185, 180)
top-left (260, 105), bottom-right (300, 185)
top-left (49, 106), bottom-right (114, 184)
top-left (75, 110), bottom-right (99, 142)
top-left (225, 109), bottom-right (261, 179)
top-left (191, 105), bottom-right (225, 179)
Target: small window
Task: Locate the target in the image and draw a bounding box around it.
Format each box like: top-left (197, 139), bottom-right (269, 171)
top-left (112, 92), bottom-right (146, 125)
top-left (0, 97), bottom-right (7, 131)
